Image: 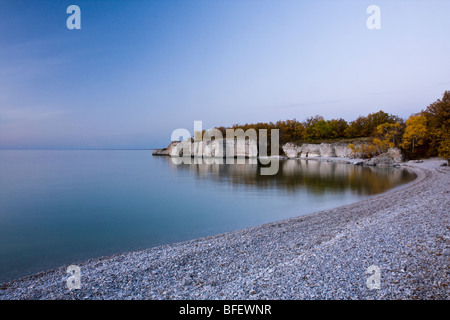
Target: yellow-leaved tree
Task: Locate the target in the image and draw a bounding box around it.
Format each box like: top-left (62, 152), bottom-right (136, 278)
top-left (373, 122), bottom-right (404, 153)
top-left (401, 115), bottom-right (428, 157)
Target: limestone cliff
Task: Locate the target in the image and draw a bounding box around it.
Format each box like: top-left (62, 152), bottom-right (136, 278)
top-left (152, 139), bottom-right (258, 158)
top-left (153, 140), bottom-right (404, 167)
top-left (281, 142), bottom-right (404, 166)
top-left (282, 142), bottom-right (354, 159)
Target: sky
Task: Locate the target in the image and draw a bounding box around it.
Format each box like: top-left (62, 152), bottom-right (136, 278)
top-left (0, 0), bottom-right (449, 149)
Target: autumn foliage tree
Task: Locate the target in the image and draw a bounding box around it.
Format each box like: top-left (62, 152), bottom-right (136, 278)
top-left (420, 91), bottom-right (450, 160)
top-left (373, 122), bottom-right (405, 153)
top-left (437, 128), bottom-right (450, 164)
top-left (344, 111), bottom-right (402, 138)
top-left (401, 114), bottom-right (428, 158)
top-left (218, 91), bottom-right (449, 161)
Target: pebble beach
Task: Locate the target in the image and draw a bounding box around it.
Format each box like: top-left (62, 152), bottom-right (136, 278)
top-left (0, 159), bottom-right (448, 300)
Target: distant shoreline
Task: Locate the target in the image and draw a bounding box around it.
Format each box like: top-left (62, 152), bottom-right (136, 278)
top-left (1, 159), bottom-right (448, 299)
top-left (152, 139), bottom-right (406, 168)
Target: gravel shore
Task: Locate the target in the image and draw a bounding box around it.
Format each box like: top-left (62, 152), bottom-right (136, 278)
top-left (1, 159), bottom-right (448, 300)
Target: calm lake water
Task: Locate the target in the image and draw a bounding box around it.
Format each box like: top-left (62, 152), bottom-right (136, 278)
top-left (0, 150), bottom-right (416, 283)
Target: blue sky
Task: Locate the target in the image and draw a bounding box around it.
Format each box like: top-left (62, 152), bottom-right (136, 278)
top-left (0, 0), bottom-right (449, 149)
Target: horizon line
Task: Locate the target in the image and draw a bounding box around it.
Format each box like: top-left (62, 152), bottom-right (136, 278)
top-left (0, 148), bottom-right (158, 151)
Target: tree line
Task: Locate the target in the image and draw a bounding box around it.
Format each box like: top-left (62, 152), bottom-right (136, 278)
top-left (214, 91), bottom-right (449, 161)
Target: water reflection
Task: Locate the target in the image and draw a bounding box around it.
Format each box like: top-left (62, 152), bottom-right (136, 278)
top-left (166, 158), bottom-right (416, 196)
top-left (0, 151), bottom-right (418, 284)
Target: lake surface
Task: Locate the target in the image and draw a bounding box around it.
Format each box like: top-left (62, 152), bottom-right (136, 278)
top-left (0, 150), bottom-right (416, 283)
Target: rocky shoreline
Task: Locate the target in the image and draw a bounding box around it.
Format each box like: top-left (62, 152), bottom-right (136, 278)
top-left (0, 159), bottom-right (448, 300)
top-left (153, 140), bottom-right (406, 168)
top-left (282, 142), bottom-right (405, 168)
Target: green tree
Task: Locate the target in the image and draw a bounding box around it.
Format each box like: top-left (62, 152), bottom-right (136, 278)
top-left (421, 90), bottom-right (450, 157)
top-left (344, 111), bottom-right (403, 139)
top-left (437, 127), bottom-right (450, 164)
top-left (328, 118), bottom-right (349, 139)
top-left (345, 115), bottom-right (366, 138)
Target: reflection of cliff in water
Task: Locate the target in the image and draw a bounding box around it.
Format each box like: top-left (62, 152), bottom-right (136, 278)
top-left (166, 158), bottom-right (417, 196)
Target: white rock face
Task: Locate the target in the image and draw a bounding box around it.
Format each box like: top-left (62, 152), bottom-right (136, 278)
top-left (366, 148), bottom-right (404, 167)
top-left (334, 143), bottom-right (354, 158)
top-left (282, 143), bottom-right (302, 158)
top-left (387, 147), bottom-right (404, 163)
top-left (319, 143), bottom-right (336, 157)
top-left (155, 141), bottom-right (403, 167)
top-left (281, 142), bottom-right (402, 162)
top-left (192, 141), bottom-right (206, 157)
top-left (203, 140), bottom-right (223, 157)
top-left (281, 142), bottom-right (360, 159)
top-left (217, 139), bottom-right (258, 158)
top-left (155, 139), bottom-right (258, 158)
top-left (152, 141), bottom-right (182, 156)
top-left (171, 140), bottom-right (192, 157)
top-left (300, 144), bottom-right (321, 157)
